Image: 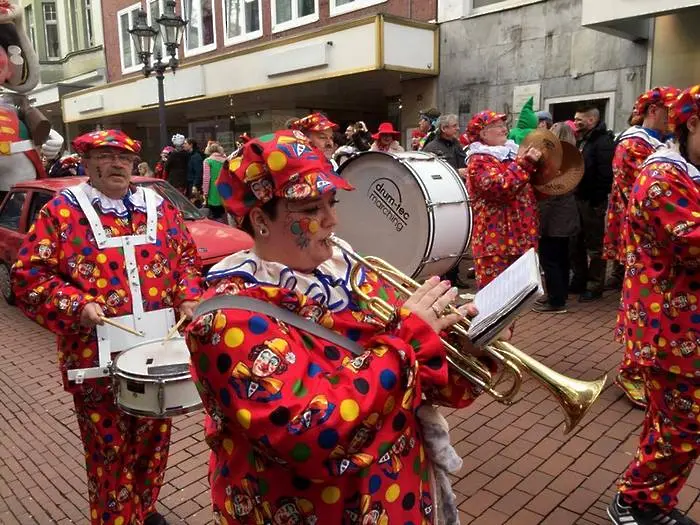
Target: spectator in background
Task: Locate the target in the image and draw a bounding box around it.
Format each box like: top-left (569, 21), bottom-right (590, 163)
top-left (203, 141), bottom-right (227, 221)
top-left (536, 111), bottom-right (553, 130)
top-left (370, 122), bottom-right (405, 153)
top-left (137, 162), bottom-right (153, 177)
top-left (532, 122), bottom-right (581, 314)
top-left (570, 105), bottom-right (615, 302)
top-left (344, 123), bottom-right (355, 143)
top-left (165, 133), bottom-right (190, 194)
top-left (183, 137), bottom-right (203, 196)
top-left (411, 114), bottom-right (431, 150)
top-left (423, 114), bottom-right (466, 170)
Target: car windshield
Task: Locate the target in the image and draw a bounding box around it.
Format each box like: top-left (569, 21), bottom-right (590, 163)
top-left (137, 181), bottom-right (204, 220)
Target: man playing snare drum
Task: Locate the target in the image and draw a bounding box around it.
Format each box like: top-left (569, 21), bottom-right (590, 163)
top-left (11, 130), bottom-right (203, 525)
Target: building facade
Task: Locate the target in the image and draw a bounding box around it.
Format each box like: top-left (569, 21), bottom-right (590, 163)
top-left (437, 0), bottom-right (649, 133)
top-left (19, 0), bottom-right (105, 136)
top-left (63, 0), bottom-right (439, 161)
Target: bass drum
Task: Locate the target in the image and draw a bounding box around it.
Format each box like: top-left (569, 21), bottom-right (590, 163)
top-left (335, 151), bottom-right (472, 279)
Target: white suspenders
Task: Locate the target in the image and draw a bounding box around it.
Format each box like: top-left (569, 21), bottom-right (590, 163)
top-left (67, 184), bottom-right (176, 383)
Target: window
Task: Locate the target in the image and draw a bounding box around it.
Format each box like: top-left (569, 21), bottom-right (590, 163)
top-left (183, 0), bottom-right (216, 56)
top-left (28, 192), bottom-right (53, 230)
top-left (329, 0), bottom-right (386, 17)
top-left (24, 6), bottom-right (36, 50)
top-left (42, 2), bottom-right (60, 58)
top-left (272, 0), bottom-right (318, 33)
top-left (117, 4), bottom-right (142, 74)
top-left (83, 0), bottom-right (95, 47)
top-left (0, 191), bottom-right (26, 231)
top-left (223, 0), bottom-right (262, 45)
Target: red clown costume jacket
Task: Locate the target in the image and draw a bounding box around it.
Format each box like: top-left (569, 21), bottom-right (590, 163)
top-left (603, 127), bottom-right (664, 264)
top-left (185, 238), bottom-right (486, 525)
top-left (11, 182), bottom-right (203, 393)
top-left (465, 140), bottom-right (539, 287)
top-left (614, 148), bottom-right (700, 375)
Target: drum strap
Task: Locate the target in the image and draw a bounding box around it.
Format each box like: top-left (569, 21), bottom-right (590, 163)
top-left (194, 295), bottom-right (364, 356)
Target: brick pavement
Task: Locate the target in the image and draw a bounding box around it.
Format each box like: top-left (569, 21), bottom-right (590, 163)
top-left (1, 291), bottom-right (699, 524)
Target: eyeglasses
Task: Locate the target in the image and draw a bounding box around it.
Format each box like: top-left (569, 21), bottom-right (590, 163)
top-left (89, 152), bottom-right (136, 163)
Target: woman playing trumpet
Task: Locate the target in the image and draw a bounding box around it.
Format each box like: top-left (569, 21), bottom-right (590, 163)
top-left (185, 130), bottom-right (493, 524)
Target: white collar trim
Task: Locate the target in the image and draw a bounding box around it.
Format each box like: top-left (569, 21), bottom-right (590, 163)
top-left (206, 237), bottom-right (363, 312)
top-left (63, 182), bottom-right (163, 218)
top-left (644, 146), bottom-right (700, 182)
top-left (465, 140), bottom-right (519, 162)
top-left (618, 126), bottom-right (664, 149)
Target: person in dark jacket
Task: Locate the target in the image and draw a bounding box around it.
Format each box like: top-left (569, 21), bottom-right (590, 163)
top-left (165, 133), bottom-right (190, 194)
top-left (533, 123), bottom-right (581, 314)
top-left (423, 114), bottom-right (467, 171)
top-left (184, 137), bottom-right (203, 197)
top-left (571, 106), bottom-right (615, 302)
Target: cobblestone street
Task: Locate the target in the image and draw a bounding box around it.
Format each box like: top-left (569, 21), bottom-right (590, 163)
top-left (1, 292), bottom-right (699, 524)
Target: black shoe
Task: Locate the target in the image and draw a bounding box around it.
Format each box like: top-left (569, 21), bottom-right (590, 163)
top-left (145, 513), bottom-right (169, 525)
top-left (532, 303), bottom-right (567, 314)
top-left (608, 493), bottom-right (699, 525)
top-left (535, 296), bottom-right (549, 305)
top-left (579, 290), bottom-right (603, 302)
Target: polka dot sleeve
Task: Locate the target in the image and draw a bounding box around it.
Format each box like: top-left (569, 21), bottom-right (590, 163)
top-left (162, 202), bottom-right (204, 305)
top-left (186, 295), bottom-right (445, 480)
top-left (11, 199), bottom-right (91, 335)
top-left (467, 153), bottom-right (534, 204)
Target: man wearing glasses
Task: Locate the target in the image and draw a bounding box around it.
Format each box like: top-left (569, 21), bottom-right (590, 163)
top-left (11, 130), bottom-right (203, 525)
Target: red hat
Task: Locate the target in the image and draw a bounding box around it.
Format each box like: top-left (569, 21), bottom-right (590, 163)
top-left (669, 85), bottom-right (700, 131)
top-left (372, 122), bottom-right (401, 140)
top-left (291, 113), bottom-right (338, 133)
top-left (216, 130), bottom-right (353, 224)
top-left (71, 129), bottom-right (141, 156)
top-left (467, 111), bottom-right (507, 144)
top-left (632, 86), bottom-right (681, 123)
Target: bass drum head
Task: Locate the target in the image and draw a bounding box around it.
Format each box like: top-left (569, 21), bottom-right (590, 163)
top-left (335, 152), bottom-right (431, 277)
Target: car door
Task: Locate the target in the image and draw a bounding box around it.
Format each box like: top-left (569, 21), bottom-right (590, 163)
top-left (0, 190), bottom-right (28, 265)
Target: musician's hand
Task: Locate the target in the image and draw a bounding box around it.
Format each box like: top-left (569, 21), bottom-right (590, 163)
top-left (179, 301), bottom-right (198, 320)
top-left (458, 168), bottom-right (467, 179)
top-left (404, 276), bottom-right (468, 333)
top-left (499, 321), bottom-right (515, 342)
top-left (524, 147), bottom-right (542, 163)
top-left (80, 302), bottom-right (104, 329)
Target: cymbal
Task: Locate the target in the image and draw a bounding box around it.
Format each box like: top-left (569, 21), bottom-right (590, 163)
top-left (533, 141), bottom-right (585, 197)
top-left (519, 130), bottom-right (563, 186)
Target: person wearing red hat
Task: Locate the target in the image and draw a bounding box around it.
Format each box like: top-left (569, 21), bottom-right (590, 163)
top-left (464, 110), bottom-right (542, 288)
top-left (604, 86), bottom-right (680, 409)
top-left (291, 112), bottom-right (339, 165)
top-left (607, 86), bottom-right (700, 525)
top-left (10, 129), bottom-right (204, 525)
top-left (185, 129), bottom-right (495, 524)
top-left (370, 122), bottom-right (405, 153)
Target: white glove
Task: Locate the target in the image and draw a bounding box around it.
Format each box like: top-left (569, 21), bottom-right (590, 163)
top-left (41, 129), bottom-right (64, 160)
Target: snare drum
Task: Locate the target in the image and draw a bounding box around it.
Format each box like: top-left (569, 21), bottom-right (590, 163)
top-left (112, 337), bottom-right (202, 418)
top-left (335, 151), bottom-right (472, 279)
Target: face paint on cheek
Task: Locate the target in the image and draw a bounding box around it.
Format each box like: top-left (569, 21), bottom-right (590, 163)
top-left (288, 218), bottom-right (320, 249)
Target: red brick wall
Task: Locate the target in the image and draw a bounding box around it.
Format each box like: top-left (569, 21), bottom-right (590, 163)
top-left (103, 0), bottom-right (437, 82)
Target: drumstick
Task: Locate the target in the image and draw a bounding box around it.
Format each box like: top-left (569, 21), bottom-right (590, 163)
top-left (164, 316), bottom-right (187, 342)
top-left (99, 316), bottom-right (144, 337)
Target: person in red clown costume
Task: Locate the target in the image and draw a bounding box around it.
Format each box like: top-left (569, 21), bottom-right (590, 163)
top-left (10, 129), bottom-right (203, 525)
top-left (604, 86), bottom-right (680, 409)
top-left (607, 85), bottom-right (700, 525)
top-left (464, 110), bottom-right (542, 288)
top-left (185, 129), bottom-right (496, 524)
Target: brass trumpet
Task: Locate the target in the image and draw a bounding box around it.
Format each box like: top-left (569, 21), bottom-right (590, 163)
top-left (330, 237), bottom-right (607, 434)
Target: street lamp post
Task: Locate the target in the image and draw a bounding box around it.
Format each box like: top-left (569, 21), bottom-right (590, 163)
top-left (129, 0), bottom-right (187, 149)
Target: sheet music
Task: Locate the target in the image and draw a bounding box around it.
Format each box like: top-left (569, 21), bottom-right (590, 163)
top-left (467, 248), bottom-right (544, 345)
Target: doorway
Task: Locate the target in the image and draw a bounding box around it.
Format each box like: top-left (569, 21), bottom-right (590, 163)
top-left (545, 92), bottom-right (616, 129)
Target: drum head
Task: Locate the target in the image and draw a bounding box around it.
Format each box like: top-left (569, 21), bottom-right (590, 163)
top-left (115, 338), bottom-right (190, 378)
top-left (335, 152), bottom-right (431, 276)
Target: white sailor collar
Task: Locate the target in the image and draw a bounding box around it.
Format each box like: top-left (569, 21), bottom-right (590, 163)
top-left (63, 182), bottom-right (164, 218)
top-left (617, 126), bottom-right (665, 150)
top-left (644, 146), bottom-right (700, 183)
top-left (206, 237), bottom-right (361, 312)
top-left (465, 140), bottom-right (519, 162)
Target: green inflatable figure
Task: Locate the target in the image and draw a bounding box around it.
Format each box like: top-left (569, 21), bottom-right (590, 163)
top-left (508, 96), bottom-right (538, 145)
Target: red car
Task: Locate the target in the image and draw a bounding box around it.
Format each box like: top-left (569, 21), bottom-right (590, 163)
top-left (0, 176), bottom-right (253, 303)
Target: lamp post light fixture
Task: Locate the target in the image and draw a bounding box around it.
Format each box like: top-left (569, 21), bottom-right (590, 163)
top-left (129, 0), bottom-right (187, 149)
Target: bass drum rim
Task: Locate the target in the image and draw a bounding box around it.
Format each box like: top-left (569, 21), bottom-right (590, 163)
top-left (337, 150), bottom-right (472, 279)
